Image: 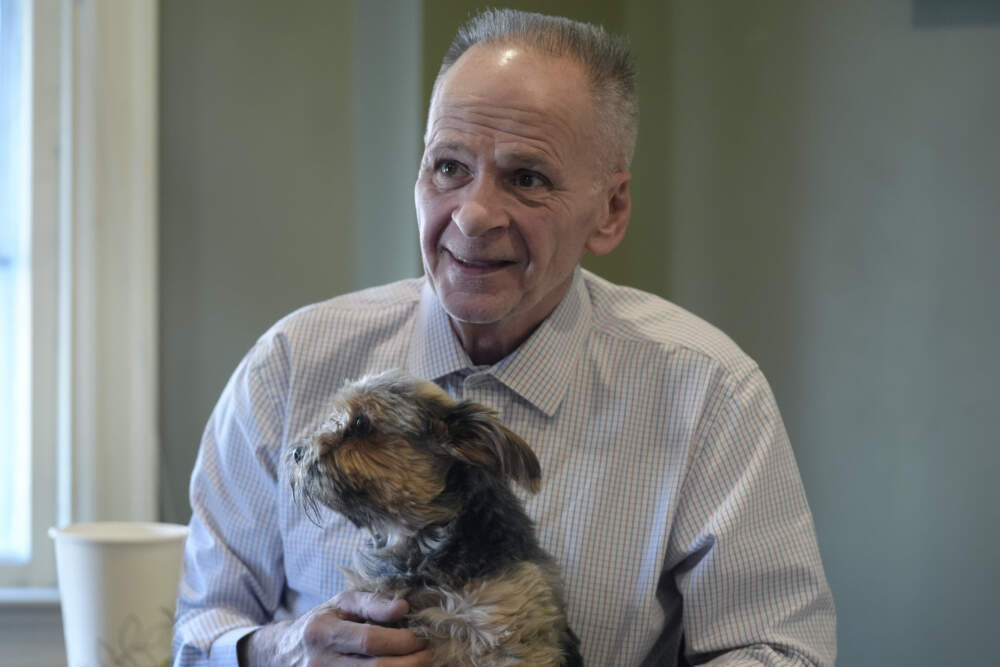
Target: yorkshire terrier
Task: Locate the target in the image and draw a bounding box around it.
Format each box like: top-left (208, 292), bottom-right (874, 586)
top-left (289, 370), bottom-right (582, 666)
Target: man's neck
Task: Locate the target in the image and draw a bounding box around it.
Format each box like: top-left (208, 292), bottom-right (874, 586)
top-left (440, 271), bottom-right (578, 366)
top-left (448, 319), bottom-right (534, 366)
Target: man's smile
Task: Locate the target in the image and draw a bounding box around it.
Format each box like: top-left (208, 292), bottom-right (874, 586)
top-left (442, 248), bottom-right (517, 273)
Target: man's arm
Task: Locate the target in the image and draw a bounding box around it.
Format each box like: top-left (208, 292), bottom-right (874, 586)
top-left (171, 340), bottom-right (429, 666)
top-left (666, 367), bottom-right (837, 666)
top-left (172, 339), bottom-right (295, 665)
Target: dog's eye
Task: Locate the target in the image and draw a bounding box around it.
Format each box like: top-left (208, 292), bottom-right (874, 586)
top-left (292, 447), bottom-right (304, 463)
top-left (349, 414), bottom-right (372, 437)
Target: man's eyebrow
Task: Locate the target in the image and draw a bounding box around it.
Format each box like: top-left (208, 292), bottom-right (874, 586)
top-left (425, 140), bottom-right (557, 170)
top-left (425, 140), bottom-right (471, 156)
top-left (496, 150), bottom-right (555, 170)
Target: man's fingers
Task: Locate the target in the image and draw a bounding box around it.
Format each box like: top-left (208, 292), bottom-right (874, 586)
top-left (333, 590), bottom-right (409, 624)
top-left (326, 619), bottom-right (425, 657)
top-left (303, 595), bottom-right (426, 658)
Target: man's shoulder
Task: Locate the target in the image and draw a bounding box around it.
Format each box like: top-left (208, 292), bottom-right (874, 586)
top-left (240, 278), bottom-right (424, 369)
top-left (272, 277), bottom-right (424, 333)
top-left (215, 279), bottom-right (425, 424)
top-left (581, 270), bottom-right (755, 374)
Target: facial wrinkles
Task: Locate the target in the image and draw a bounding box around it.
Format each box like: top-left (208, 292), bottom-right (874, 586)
top-left (427, 97), bottom-right (578, 171)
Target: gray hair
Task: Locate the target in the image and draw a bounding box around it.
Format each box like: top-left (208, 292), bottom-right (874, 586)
top-left (436, 8), bottom-right (638, 173)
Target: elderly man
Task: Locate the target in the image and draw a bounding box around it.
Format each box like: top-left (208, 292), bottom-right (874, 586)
top-left (174, 9), bottom-right (836, 666)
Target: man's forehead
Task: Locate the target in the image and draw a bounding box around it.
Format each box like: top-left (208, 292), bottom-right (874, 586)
top-left (424, 132), bottom-right (559, 169)
top-left (424, 46), bottom-right (593, 166)
top-left (427, 97), bottom-right (571, 137)
top-left (430, 44), bottom-right (593, 120)
top-left (436, 44), bottom-right (590, 97)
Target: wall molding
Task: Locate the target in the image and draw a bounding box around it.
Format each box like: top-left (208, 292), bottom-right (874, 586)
top-left (0, 603), bottom-right (66, 666)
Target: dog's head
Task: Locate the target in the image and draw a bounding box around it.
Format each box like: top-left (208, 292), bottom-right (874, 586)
top-left (289, 370), bottom-right (541, 536)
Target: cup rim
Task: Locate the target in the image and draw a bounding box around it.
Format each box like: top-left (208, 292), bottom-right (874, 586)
top-left (49, 521), bottom-right (189, 544)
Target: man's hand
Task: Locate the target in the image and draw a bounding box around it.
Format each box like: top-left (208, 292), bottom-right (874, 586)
top-left (238, 591), bottom-right (432, 666)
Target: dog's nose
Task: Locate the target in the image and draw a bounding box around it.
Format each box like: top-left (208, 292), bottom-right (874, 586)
top-left (292, 447), bottom-right (304, 463)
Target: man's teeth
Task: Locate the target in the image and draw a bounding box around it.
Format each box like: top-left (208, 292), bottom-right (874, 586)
top-left (446, 248), bottom-right (511, 268)
top-left (456, 256), bottom-right (497, 267)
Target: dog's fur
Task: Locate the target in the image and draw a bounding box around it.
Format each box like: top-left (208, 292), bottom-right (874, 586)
top-left (289, 370), bottom-right (582, 666)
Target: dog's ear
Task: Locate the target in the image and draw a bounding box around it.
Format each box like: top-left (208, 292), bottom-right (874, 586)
top-left (442, 401), bottom-right (541, 493)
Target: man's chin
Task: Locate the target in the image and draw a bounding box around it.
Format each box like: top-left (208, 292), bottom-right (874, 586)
top-left (440, 300), bottom-right (510, 327)
top-left (437, 291), bottom-right (516, 327)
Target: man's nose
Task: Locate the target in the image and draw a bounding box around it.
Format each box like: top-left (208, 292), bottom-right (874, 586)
top-left (452, 178), bottom-right (508, 237)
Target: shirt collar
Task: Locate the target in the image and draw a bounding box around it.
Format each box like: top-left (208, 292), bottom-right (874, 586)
top-left (406, 279), bottom-right (474, 381)
top-left (406, 269), bottom-right (592, 417)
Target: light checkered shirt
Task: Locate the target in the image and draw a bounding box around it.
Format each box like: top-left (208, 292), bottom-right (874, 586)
top-left (173, 268), bottom-right (836, 666)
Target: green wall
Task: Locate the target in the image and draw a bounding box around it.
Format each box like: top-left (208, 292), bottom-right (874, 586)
top-left (624, 1), bottom-right (1000, 663)
top-left (158, 0), bottom-right (421, 521)
top-left (160, 0), bottom-right (357, 520)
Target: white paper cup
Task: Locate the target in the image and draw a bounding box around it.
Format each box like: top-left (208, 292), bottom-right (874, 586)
top-left (49, 522), bottom-right (189, 667)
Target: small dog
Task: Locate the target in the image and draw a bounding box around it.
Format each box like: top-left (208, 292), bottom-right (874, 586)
top-left (289, 370), bottom-right (582, 666)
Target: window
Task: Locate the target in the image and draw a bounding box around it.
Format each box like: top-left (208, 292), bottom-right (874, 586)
top-left (0, 0), bottom-right (158, 595)
top-left (0, 0), bottom-right (32, 566)
top-left (0, 0), bottom-right (61, 589)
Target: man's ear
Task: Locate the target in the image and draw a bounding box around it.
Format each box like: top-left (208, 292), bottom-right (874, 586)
top-left (585, 171), bottom-right (631, 256)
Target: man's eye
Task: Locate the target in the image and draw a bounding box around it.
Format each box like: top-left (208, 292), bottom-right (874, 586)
top-left (513, 170), bottom-right (549, 189)
top-left (436, 160), bottom-right (462, 178)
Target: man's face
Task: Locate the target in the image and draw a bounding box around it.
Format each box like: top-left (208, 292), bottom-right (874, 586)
top-left (415, 44), bottom-right (629, 354)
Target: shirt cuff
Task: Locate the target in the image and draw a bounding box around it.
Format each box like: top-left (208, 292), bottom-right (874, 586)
top-left (210, 626), bottom-right (259, 666)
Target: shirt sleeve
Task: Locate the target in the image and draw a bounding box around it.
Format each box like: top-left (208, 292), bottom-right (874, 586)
top-left (666, 367), bottom-right (837, 666)
top-left (172, 337), bottom-right (290, 666)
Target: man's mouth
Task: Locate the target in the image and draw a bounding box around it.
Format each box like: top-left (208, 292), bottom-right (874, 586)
top-left (444, 249), bottom-right (514, 271)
